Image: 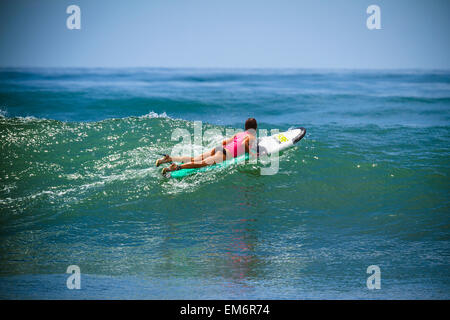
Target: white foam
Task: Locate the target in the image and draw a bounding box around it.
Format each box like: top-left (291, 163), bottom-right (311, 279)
top-left (139, 111), bottom-right (169, 119)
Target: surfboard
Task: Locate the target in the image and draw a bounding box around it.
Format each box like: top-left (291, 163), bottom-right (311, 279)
top-left (164, 127), bottom-right (306, 179)
top-left (257, 127), bottom-right (306, 156)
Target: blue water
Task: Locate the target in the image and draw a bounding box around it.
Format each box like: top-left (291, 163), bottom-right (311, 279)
top-left (0, 68), bottom-right (449, 299)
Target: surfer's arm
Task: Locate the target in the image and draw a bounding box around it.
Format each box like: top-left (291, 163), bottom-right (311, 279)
top-left (222, 135), bottom-right (235, 146)
top-left (244, 137), bottom-right (258, 157)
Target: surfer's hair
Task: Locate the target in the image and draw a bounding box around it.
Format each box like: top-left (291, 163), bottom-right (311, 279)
top-left (245, 118), bottom-right (257, 130)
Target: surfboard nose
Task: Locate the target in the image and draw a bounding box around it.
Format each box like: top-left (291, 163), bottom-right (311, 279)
top-left (293, 127), bottom-right (306, 143)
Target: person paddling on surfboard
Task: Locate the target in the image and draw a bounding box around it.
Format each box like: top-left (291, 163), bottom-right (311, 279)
top-left (156, 118), bottom-right (258, 175)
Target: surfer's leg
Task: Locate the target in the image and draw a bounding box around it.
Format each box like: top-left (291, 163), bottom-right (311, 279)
top-left (155, 154), bottom-right (172, 167)
top-left (166, 155), bottom-right (193, 163)
top-left (178, 152), bottom-right (224, 169)
top-left (163, 151), bottom-right (225, 174)
top-left (167, 148), bottom-right (215, 164)
top-left (191, 148), bottom-right (215, 163)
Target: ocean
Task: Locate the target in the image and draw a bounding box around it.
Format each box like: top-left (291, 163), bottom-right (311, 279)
top-left (0, 68), bottom-right (449, 299)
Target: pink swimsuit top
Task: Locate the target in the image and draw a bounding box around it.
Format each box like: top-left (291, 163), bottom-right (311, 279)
top-left (224, 131), bottom-right (249, 158)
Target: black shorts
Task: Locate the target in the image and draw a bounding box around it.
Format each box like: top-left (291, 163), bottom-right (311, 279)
top-left (214, 146), bottom-right (228, 156)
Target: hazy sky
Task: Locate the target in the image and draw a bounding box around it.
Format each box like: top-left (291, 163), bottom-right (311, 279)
top-left (0, 0), bottom-right (449, 69)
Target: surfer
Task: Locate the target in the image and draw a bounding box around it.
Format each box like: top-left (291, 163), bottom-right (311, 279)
top-left (156, 118), bottom-right (258, 175)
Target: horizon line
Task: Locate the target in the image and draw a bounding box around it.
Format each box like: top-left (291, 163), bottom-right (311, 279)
top-left (1, 65), bottom-right (450, 72)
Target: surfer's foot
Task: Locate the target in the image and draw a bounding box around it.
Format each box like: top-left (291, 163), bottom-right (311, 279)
top-left (162, 163), bottom-right (180, 175)
top-left (155, 154), bottom-right (171, 167)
